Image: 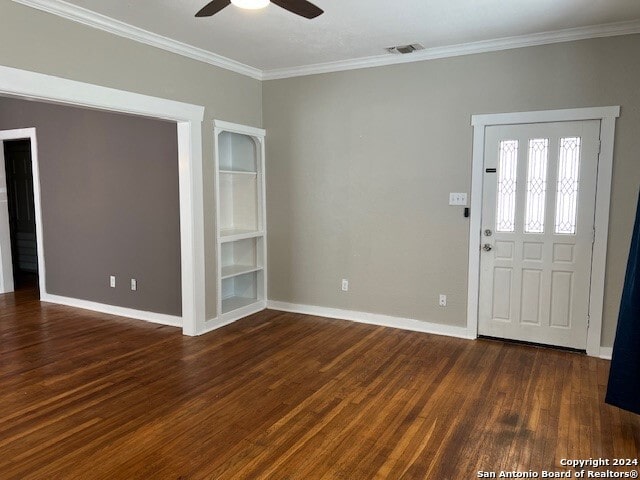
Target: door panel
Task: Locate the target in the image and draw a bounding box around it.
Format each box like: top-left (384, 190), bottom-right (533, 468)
top-left (3, 140), bottom-right (38, 275)
top-left (478, 121), bottom-right (600, 349)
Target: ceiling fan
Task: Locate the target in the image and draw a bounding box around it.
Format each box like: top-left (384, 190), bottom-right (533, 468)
top-left (196, 0), bottom-right (324, 19)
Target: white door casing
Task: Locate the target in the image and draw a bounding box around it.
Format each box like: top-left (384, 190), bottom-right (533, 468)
top-left (467, 107), bottom-right (620, 358)
top-left (0, 128), bottom-right (45, 296)
top-left (478, 121), bottom-right (600, 349)
top-left (0, 139), bottom-right (14, 294)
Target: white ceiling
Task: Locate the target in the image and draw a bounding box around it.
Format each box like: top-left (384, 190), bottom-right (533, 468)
top-left (19, 0), bottom-right (640, 76)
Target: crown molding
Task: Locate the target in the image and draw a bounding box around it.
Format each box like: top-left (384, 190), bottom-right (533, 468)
top-left (12, 0), bottom-right (263, 80)
top-left (262, 19), bottom-right (640, 80)
top-left (11, 0), bottom-right (640, 82)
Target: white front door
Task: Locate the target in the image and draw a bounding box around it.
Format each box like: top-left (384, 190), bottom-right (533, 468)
top-left (478, 120), bottom-right (600, 350)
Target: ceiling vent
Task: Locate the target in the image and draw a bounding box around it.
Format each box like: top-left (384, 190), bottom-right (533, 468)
top-left (386, 43), bottom-right (425, 55)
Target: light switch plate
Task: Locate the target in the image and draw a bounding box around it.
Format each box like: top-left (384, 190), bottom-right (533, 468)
top-left (449, 193), bottom-right (468, 206)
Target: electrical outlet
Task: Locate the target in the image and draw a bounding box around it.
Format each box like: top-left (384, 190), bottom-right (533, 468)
top-left (131, 279), bottom-right (137, 291)
top-left (110, 275), bottom-right (116, 288)
top-left (449, 193), bottom-right (468, 206)
top-left (341, 279), bottom-right (349, 292)
top-left (439, 294), bottom-right (447, 307)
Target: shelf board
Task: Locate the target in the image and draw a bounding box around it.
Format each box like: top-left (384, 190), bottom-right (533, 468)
top-left (222, 296), bottom-right (259, 314)
top-left (219, 170), bottom-right (258, 175)
top-left (219, 229), bottom-right (264, 243)
top-left (221, 265), bottom-right (263, 280)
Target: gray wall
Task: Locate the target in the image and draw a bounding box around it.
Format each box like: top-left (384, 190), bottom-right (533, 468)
top-left (0, 1), bottom-right (263, 319)
top-left (263, 34), bottom-right (640, 348)
top-left (0, 97), bottom-right (181, 315)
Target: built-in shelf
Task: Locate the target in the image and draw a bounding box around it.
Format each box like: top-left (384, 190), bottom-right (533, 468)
top-left (221, 265), bottom-right (263, 280)
top-left (219, 229), bottom-right (264, 243)
top-left (215, 120), bottom-right (266, 320)
top-left (218, 130), bottom-right (257, 173)
top-left (219, 172), bottom-right (259, 235)
top-left (222, 296), bottom-right (260, 314)
top-left (219, 170), bottom-right (258, 176)
top-left (221, 270), bottom-right (261, 314)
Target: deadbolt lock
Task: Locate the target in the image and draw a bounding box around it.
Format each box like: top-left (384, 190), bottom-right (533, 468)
top-left (484, 229), bottom-right (493, 237)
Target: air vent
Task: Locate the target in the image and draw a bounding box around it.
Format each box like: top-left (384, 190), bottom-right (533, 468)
top-left (386, 43), bottom-right (425, 55)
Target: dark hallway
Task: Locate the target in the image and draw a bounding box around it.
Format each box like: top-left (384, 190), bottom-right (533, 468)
top-left (3, 139), bottom-right (38, 291)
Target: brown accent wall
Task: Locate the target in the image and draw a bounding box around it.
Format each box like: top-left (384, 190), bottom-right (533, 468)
top-left (0, 97), bottom-right (181, 316)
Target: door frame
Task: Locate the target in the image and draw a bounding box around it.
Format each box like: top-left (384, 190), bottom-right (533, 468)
top-left (0, 128), bottom-right (45, 295)
top-left (0, 65), bottom-right (206, 335)
top-left (467, 106), bottom-right (620, 358)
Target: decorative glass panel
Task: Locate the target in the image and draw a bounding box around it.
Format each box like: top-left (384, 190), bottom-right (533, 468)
top-left (525, 139), bottom-right (549, 233)
top-left (496, 140), bottom-right (518, 233)
top-left (555, 137), bottom-right (581, 235)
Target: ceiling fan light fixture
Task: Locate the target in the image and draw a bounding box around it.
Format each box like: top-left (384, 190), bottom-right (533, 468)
top-left (196, 0), bottom-right (322, 19)
top-left (230, 0), bottom-right (270, 10)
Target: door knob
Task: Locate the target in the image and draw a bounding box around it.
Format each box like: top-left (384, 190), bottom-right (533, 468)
top-left (483, 244), bottom-right (493, 252)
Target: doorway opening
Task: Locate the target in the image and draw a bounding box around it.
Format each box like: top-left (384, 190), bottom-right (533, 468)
top-left (3, 139), bottom-right (38, 291)
top-left (0, 128), bottom-right (44, 298)
top-left (467, 107), bottom-right (620, 358)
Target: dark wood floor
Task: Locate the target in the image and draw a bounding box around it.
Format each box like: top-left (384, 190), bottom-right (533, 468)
top-left (1, 287), bottom-right (638, 479)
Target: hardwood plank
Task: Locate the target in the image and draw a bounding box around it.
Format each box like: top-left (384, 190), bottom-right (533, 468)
top-left (0, 287), bottom-right (638, 479)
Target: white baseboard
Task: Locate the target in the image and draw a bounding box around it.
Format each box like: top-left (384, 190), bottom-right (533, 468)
top-left (37, 293), bottom-right (614, 358)
top-left (599, 347), bottom-right (613, 360)
top-left (41, 293), bottom-right (182, 328)
top-left (266, 300), bottom-right (474, 340)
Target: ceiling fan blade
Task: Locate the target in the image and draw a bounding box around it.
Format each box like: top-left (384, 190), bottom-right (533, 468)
top-left (195, 0), bottom-right (231, 17)
top-left (271, 0), bottom-right (324, 19)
